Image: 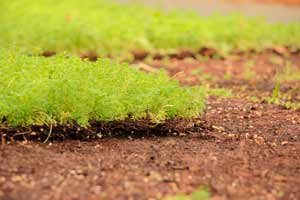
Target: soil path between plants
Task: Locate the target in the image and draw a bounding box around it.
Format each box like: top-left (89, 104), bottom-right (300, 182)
top-left (117, 0), bottom-right (300, 22)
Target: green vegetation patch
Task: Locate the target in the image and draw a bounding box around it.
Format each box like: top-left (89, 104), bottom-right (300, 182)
top-left (265, 74), bottom-right (300, 110)
top-left (207, 87), bottom-right (233, 98)
top-left (165, 186), bottom-right (210, 200)
top-left (281, 61), bottom-right (300, 82)
top-left (0, 50), bottom-right (206, 127)
top-left (1, 0), bottom-right (300, 57)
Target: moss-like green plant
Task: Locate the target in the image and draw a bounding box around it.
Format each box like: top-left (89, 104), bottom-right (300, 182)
top-left (0, 50), bottom-right (206, 127)
top-left (0, 0), bottom-right (300, 57)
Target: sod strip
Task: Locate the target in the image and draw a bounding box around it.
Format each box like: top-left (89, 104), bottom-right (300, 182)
top-left (1, 0), bottom-right (300, 57)
top-left (0, 51), bottom-right (206, 140)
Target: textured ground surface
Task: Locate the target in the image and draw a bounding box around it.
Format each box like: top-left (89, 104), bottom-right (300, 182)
top-left (1, 50), bottom-right (300, 200)
top-left (1, 1), bottom-right (300, 199)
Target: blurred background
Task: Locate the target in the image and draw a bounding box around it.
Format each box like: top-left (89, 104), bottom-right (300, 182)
top-left (117, 0), bottom-right (300, 22)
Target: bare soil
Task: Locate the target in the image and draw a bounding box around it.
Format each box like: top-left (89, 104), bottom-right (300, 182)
top-left (1, 51), bottom-right (300, 200)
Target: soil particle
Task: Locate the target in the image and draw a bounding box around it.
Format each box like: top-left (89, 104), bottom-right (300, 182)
top-left (169, 49), bottom-right (197, 60)
top-left (132, 50), bottom-right (149, 60)
top-left (199, 47), bottom-right (218, 58)
top-left (80, 51), bottom-right (98, 61)
top-left (41, 51), bottom-right (56, 57)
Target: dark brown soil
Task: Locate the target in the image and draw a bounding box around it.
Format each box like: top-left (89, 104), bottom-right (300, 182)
top-left (1, 51), bottom-right (300, 200)
top-left (0, 118), bottom-right (201, 142)
top-left (42, 46), bottom-right (299, 64)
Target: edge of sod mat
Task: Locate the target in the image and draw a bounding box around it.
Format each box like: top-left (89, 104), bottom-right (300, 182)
top-left (0, 118), bottom-right (207, 142)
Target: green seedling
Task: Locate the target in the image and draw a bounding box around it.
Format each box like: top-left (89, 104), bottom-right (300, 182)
top-left (268, 73), bottom-right (282, 104)
top-left (165, 186), bottom-right (210, 200)
top-left (200, 74), bottom-right (218, 83)
top-left (0, 50), bottom-right (206, 127)
top-left (265, 69), bottom-right (300, 110)
top-left (243, 66), bottom-right (256, 80)
top-left (223, 71), bottom-right (232, 80)
top-left (191, 69), bottom-right (218, 84)
top-left (282, 61), bottom-right (300, 81)
top-left (162, 56), bottom-right (171, 64)
top-left (207, 88), bottom-right (233, 98)
top-left (248, 96), bottom-right (260, 103)
top-left (269, 56), bottom-right (284, 65)
top-left (245, 60), bottom-right (255, 67)
top-left (191, 68), bottom-right (203, 76)
top-left (284, 101), bottom-right (300, 110)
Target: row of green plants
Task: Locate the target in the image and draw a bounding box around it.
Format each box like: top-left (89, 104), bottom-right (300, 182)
top-left (0, 50), bottom-right (206, 127)
top-left (1, 0), bottom-right (300, 58)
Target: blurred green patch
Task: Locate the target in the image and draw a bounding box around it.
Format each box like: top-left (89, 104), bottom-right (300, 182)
top-left (207, 88), bottom-right (233, 98)
top-left (1, 0), bottom-right (300, 57)
top-left (165, 186), bottom-right (210, 200)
